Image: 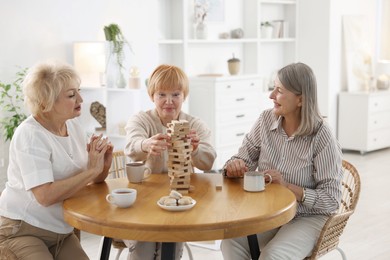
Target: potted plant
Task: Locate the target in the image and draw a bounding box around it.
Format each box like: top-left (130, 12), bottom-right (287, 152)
top-left (260, 21), bottom-right (273, 39)
top-left (103, 23), bottom-right (133, 88)
top-left (0, 68), bottom-right (28, 141)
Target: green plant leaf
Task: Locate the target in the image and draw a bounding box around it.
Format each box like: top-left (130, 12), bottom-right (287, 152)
top-left (0, 67), bottom-right (28, 141)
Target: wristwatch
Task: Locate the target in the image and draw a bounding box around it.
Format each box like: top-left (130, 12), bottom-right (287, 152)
top-left (301, 187), bottom-right (306, 203)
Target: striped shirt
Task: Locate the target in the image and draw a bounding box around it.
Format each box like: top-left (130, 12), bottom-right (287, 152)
top-left (228, 109), bottom-right (343, 217)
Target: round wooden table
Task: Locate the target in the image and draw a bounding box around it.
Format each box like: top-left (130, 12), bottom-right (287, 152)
top-left (63, 173), bottom-right (296, 259)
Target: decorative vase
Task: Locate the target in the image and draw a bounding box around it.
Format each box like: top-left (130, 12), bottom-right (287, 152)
top-left (195, 22), bottom-right (208, 39)
top-left (106, 42), bottom-right (127, 88)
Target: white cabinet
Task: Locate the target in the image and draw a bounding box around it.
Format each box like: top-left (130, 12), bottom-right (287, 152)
top-left (79, 87), bottom-right (152, 150)
top-left (189, 75), bottom-right (273, 170)
top-left (338, 91), bottom-right (390, 154)
top-left (158, 0), bottom-right (298, 79)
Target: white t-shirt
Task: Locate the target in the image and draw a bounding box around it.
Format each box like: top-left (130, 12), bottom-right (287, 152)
top-left (0, 116), bottom-right (88, 234)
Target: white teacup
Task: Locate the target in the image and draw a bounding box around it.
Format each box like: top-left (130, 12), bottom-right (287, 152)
top-left (106, 188), bottom-right (137, 208)
top-left (243, 171), bottom-right (272, 192)
top-left (126, 162), bottom-right (152, 183)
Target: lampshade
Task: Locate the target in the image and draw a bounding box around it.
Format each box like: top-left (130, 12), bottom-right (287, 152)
top-left (73, 42), bottom-right (106, 87)
top-left (376, 60), bottom-right (390, 76)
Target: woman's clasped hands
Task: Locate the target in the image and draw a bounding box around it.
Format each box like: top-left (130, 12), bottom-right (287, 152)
top-left (87, 134), bottom-right (113, 175)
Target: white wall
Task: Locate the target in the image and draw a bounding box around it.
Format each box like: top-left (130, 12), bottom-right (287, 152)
top-left (0, 0), bottom-right (158, 178)
top-left (297, 0), bottom-right (377, 134)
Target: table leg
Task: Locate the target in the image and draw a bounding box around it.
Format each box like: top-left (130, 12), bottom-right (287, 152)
top-left (161, 242), bottom-right (176, 260)
top-left (100, 237), bottom-right (112, 260)
top-left (247, 234), bottom-right (260, 260)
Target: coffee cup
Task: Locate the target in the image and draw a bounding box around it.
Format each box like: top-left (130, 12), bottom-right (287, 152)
top-left (106, 188), bottom-right (137, 208)
top-left (243, 171), bottom-right (272, 192)
top-left (126, 162), bottom-right (152, 183)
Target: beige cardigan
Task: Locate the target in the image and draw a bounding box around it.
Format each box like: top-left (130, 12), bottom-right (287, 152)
top-left (124, 109), bottom-right (216, 173)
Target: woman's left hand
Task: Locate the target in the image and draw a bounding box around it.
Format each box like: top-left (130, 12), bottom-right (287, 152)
top-left (187, 129), bottom-right (200, 151)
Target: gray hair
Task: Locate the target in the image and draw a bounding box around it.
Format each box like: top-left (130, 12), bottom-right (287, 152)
top-left (23, 61), bottom-right (80, 116)
top-left (277, 62), bottom-right (323, 136)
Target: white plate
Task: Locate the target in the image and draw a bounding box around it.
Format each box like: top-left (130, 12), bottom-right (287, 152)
top-left (157, 200), bottom-right (196, 211)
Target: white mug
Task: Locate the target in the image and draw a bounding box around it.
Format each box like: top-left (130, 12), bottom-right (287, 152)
top-left (243, 171), bottom-right (272, 192)
top-left (126, 162), bottom-right (152, 183)
top-left (106, 188), bottom-right (137, 208)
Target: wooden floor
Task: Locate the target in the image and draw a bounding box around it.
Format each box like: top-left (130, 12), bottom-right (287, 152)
top-left (80, 148), bottom-right (390, 260)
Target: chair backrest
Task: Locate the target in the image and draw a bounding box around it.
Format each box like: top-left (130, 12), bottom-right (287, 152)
top-left (306, 159), bottom-right (361, 259)
top-left (108, 150), bottom-right (127, 179)
top-left (338, 160), bottom-right (361, 213)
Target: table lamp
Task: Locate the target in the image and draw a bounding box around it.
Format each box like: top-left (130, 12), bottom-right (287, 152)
top-left (376, 60), bottom-right (390, 90)
top-left (73, 42), bottom-right (106, 87)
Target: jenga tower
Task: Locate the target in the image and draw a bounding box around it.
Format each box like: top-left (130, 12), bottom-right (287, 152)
top-left (167, 120), bottom-right (193, 194)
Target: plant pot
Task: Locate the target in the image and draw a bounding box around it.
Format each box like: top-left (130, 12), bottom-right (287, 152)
top-left (261, 26), bottom-right (273, 39)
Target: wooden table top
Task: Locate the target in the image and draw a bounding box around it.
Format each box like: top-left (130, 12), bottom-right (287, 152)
top-left (63, 173), bottom-right (297, 242)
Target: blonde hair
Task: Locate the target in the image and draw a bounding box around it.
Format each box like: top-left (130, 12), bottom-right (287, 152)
top-left (147, 64), bottom-right (189, 99)
top-left (23, 61), bottom-right (80, 116)
top-left (277, 62), bottom-right (323, 136)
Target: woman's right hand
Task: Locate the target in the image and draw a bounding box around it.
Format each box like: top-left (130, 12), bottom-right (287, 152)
top-left (225, 159), bottom-right (248, 178)
top-left (142, 133), bottom-right (171, 156)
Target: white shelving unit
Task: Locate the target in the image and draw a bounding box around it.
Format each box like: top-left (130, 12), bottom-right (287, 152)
top-left (79, 87), bottom-right (152, 150)
top-left (158, 0), bottom-right (298, 81)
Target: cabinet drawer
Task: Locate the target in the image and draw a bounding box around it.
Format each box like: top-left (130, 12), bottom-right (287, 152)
top-left (369, 96), bottom-right (390, 112)
top-left (217, 107), bottom-right (260, 125)
top-left (215, 79), bottom-right (260, 95)
top-left (216, 125), bottom-right (251, 147)
top-left (367, 129), bottom-right (390, 151)
top-left (368, 111), bottom-right (390, 131)
top-left (216, 90), bottom-right (261, 108)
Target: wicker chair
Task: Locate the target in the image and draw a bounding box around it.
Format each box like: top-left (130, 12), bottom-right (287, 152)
top-left (305, 160), bottom-right (361, 259)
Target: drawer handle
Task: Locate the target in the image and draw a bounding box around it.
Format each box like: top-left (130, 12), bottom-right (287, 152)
top-left (236, 114), bottom-right (245, 118)
top-left (226, 85), bottom-right (231, 89)
top-left (236, 133), bottom-right (245, 137)
top-left (250, 82), bottom-right (255, 86)
top-left (236, 98), bottom-right (245, 101)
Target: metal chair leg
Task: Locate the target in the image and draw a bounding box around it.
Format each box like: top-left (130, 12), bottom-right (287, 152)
top-left (184, 243), bottom-right (194, 260)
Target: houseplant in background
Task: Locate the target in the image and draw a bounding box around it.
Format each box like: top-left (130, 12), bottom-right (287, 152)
top-left (0, 68), bottom-right (28, 141)
top-left (103, 23), bottom-right (133, 88)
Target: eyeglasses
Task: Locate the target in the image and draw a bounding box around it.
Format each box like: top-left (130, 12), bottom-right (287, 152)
top-left (155, 92), bottom-right (183, 101)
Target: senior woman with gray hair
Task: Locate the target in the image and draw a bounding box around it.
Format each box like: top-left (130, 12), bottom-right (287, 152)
top-left (0, 61), bottom-right (113, 259)
top-left (221, 62), bottom-right (343, 259)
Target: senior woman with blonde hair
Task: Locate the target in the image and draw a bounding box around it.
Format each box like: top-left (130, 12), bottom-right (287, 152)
top-left (221, 62), bottom-right (343, 259)
top-left (0, 60), bottom-right (113, 259)
top-left (124, 64), bottom-right (216, 259)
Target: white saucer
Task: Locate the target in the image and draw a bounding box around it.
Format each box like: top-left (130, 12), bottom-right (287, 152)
top-left (157, 200), bottom-right (196, 211)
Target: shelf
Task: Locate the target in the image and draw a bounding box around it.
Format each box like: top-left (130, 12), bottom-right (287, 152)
top-left (187, 39), bottom-right (258, 44)
top-left (261, 0), bottom-right (296, 4)
top-left (259, 38), bottom-right (296, 43)
top-left (157, 0), bottom-right (298, 78)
